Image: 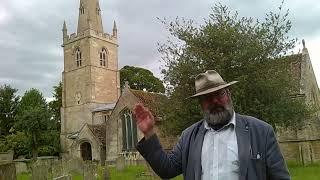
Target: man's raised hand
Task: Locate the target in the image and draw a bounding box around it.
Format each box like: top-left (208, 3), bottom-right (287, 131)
top-left (133, 103), bottom-right (155, 139)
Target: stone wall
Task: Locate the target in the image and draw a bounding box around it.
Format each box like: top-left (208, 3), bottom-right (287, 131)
top-left (0, 150), bottom-right (13, 161)
top-left (106, 88), bottom-right (140, 162)
top-left (107, 87), bottom-right (179, 163)
top-left (70, 125), bottom-right (101, 161)
top-left (279, 140), bottom-right (320, 165)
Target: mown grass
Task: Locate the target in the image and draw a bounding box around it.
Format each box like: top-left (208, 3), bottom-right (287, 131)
top-left (17, 172), bottom-right (31, 180)
top-left (288, 162), bottom-right (320, 180)
top-left (17, 163), bottom-right (320, 180)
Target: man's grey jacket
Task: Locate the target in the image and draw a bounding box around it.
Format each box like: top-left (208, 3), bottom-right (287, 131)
top-left (136, 114), bottom-right (291, 180)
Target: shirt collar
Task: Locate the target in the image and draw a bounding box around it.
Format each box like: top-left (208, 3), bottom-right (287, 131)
top-left (204, 111), bottom-right (236, 130)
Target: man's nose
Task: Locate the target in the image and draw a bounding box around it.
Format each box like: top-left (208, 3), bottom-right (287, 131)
top-left (211, 96), bottom-right (220, 103)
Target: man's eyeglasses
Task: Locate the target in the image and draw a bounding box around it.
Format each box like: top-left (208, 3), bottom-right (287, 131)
top-left (199, 89), bottom-right (228, 101)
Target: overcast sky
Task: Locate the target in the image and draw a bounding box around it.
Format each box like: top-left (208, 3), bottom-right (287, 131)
top-left (0, 0), bottom-right (319, 99)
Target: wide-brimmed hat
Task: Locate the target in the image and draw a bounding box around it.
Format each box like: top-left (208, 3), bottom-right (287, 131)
top-left (190, 70), bottom-right (238, 98)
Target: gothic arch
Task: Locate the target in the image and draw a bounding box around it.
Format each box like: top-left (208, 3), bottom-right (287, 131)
top-left (74, 47), bottom-right (82, 67)
top-left (120, 108), bottom-right (138, 151)
top-left (99, 47), bottom-right (108, 67)
top-left (80, 141), bottom-right (92, 161)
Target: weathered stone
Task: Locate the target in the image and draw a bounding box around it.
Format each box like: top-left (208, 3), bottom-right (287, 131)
top-left (102, 167), bottom-right (110, 180)
top-left (0, 150), bottom-right (14, 162)
top-left (53, 175), bottom-right (71, 180)
top-left (83, 162), bottom-right (97, 180)
top-left (52, 160), bottom-right (64, 178)
top-left (115, 156), bottom-right (125, 171)
top-left (0, 162), bottom-right (16, 180)
top-left (15, 161), bottom-right (29, 175)
top-left (31, 160), bottom-right (50, 180)
top-left (60, 0), bottom-right (120, 163)
top-left (64, 158), bottom-right (84, 175)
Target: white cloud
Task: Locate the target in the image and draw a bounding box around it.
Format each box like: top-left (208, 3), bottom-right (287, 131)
top-left (0, 6), bottom-right (10, 25)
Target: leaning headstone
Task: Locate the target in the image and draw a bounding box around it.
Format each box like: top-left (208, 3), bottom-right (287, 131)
top-left (102, 167), bottom-right (110, 180)
top-left (0, 162), bottom-right (17, 180)
top-left (31, 160), bottom-right (50, 180)
top-left (14, 159), bottom-right (30, 175)
top-left (83, 162), bottom-right (97, 180)
top-left (64, 158), bottom-right (84, 175)
top-left (115, 156), bottom-right (125, 171)
top-left (52, 160), bottom-right (64, 178)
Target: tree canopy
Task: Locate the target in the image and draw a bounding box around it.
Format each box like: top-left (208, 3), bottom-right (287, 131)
top-left (14, 88), bottom-right (52, 158)
top-left (0, 85), bottom-right (19, 136)
top-left (159, 3), bottom-right (308, 135)
top-left (120, 65), bottom-right (165, 93)
top-left (49, 82), bottom-right (62, 131)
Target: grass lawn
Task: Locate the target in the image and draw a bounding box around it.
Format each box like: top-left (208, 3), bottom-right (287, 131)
top-left (17, 173), bottom-right (31, 180)
top-left (17, 163), bottom-right (320, 180)
top-left (288, 162), bottom-right (320, 180)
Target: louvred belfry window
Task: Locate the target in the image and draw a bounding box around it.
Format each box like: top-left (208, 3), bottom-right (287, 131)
top-left (99, 48), bottom-right (107, 67)
top-left (76, 48), bottom-right (82, 67)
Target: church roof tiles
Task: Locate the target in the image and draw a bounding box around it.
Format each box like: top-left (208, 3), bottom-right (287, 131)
top-left (87, 124), bottom-right (106, 146)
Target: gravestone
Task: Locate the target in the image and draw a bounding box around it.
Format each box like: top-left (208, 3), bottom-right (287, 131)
top-left (64, 158), bottom-right (84, 175)
top-left (0, 162), bottom-right (16, 180)
top-left (14, 161), bottom-right (29, 174)
top-left (52, 160), bottom-right (64, 178)
top-left (31, 160), bottom-right (50, 180)
top-left (83, 162), bottom-right (97, 180)
top-left (102, 167), bottom-right (110, 180)
top-left (115, 156), bottom-right (125, 171)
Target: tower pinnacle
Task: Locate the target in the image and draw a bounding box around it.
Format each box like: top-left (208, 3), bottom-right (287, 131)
top-left (62, 21), bottom-right (68, 43)
top-left (113, 20), bottom-right (117, 38)
top-left (77, 0), bottom-right (104, 34)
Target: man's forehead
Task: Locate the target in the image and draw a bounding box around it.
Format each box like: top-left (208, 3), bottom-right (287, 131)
top-left (207, 88), bottom-right (227, 95)
top-left (199, 88), bottom-right (228, 100)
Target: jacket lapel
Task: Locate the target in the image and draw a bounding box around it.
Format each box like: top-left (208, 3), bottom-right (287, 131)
top-left (236, 114), bottom-right (250, 180)
top-left (191, 121), bottom-right (207, 180)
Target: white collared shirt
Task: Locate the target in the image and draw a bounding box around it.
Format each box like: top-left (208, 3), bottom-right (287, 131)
top-left (201, 112), bottom-right (240, 180)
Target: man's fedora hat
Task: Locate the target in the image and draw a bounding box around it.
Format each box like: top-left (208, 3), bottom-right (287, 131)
top-left (190, 70), bottom-right (238, 98)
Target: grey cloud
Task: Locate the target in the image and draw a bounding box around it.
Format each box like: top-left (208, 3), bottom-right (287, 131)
top-left (0, 0), bottom-right (319, 98)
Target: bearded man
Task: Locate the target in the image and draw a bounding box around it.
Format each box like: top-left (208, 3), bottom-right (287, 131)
top-left (133, 70), bottom-right (290, 180)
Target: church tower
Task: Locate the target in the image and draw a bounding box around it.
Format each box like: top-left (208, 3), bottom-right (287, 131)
top-left (60, 0), bottom-right (120, 156)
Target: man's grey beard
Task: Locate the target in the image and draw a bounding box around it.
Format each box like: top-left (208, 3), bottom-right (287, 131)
top-left (203, 103), bottom-right (234, 126)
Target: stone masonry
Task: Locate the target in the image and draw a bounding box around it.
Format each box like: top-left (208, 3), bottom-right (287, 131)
top-left (60, 0), bottom-right (120, 162)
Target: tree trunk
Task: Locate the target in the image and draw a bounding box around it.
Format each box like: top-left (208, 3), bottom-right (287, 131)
top-left (32, 132), bottom-right (38, 159)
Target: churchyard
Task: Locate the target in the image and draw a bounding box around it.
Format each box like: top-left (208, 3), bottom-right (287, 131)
top-left (0, 157), bottom-right (319, 179)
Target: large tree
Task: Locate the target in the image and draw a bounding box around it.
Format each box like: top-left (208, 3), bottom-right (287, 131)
top-left (14, 89), bottom-right (51, 158)
top-left (159, 3), bottom-right (308, 135)
top-left (49, 82), bottom-right (62, 131)
top-left (120, 65), bottom-right (165, 93)
top-left (0, 85), bottom-right (19, 136)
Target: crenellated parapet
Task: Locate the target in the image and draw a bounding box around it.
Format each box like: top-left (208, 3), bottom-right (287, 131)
top-left (63, 29), bottom-right (118, 46)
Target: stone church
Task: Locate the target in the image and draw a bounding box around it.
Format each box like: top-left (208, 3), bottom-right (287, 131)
top-left (59, 0), bottom-right (175, 164)
top-left (60, 0), bottom-right (120, 163)
top-left (60, 0), bottom-right (320, 165)
top-left (277, 41), bottom-right (320, 165)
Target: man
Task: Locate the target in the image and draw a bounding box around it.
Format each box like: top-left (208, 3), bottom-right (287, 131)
top-left (133, 70), bottom-right (290, 180)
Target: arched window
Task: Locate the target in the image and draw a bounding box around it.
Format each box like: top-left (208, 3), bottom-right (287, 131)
top-left (75, 48), bottom-right (82, 67)
top-left (99, 48), bottom-right (107, 67)
top-left (96, 7), bottom-right (101, 15)
top-left (80, 6), bottom-right (85, 15)
top-left (121, 109), bottom-right (138, 151)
